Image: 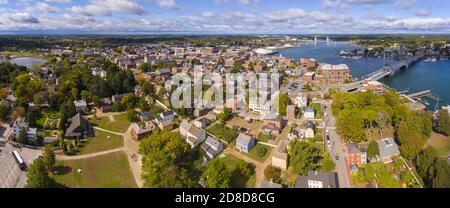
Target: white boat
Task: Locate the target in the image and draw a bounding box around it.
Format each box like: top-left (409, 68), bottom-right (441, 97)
top-left (430, 57), bottom-right (437, 62)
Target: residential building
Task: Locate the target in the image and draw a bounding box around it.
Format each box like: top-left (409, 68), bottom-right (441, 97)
top-left (363, 80), bottom-right (384, 95)
top-left (249, 100), bottom-right (272, 115)
top-left (154, 111), bottom-right (175, 131)
top-left (303, 72), bottom-right (315, 82)
top-left (304, 107), bottom-right (315, 119)
top-left (346, 143), bottom-right (367, 167)
top-left (272, 141), bottom-right (288, 170)
top-left (180, 120), bottom-right (207, 148)
top-left (294, 94), bottom-right (308, 109)
top-left (377, 138), bottom-right (400, 164)
top-left (300, 58), bottom-right (318, 69)
top-left (236, 133), bottom-right (256, 153)
top-left (131, 122), bottom-right (154, 141)
top-left (261, 114), bottom-right (284, 135)
top-left (317, 64), bottom-right (351, 83)
top-left (201, 136), bottom-right (224, 160)
top-left (12, 117), bottom-right (37, 142)
top-left (295, 171), bottom-right (339, 188)
top-left (74, 100), bottom-right (88, 113)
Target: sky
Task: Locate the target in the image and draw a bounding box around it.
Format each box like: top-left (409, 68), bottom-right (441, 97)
top-left (0, 0), bottom-right (449, 34)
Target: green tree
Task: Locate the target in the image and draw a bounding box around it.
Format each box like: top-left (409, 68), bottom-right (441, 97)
top-left (321, 152), bottom-right (335, 172)
top-left (367, 141), bottom-right (380, 159)
top-left (140, 131), bottom-right (201, 188)
top-left (18, 128), bottom-right (28, 145)
top-left (25, 158), bottom-right (53, 188)
top-left (204, 159), bottom-right (232, 188)
top-left (415, 147), bottom-right (450, 188)
top-left (217, 108), bottom-right (232, 122)
top-left (289, 140), bottom-right (321, 175)
top-left (0, 104), bottom-right (8, 121)
top-left (42, 145), bottom-right (56, 172)
top-left (264, 165), bottom-right (281, 183)
top-left (434, 109), bottom-right (450, 136)
top-left (237, 159), bottom-right (254, 177)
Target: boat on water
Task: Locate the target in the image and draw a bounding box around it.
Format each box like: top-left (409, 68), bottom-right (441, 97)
top-left (430, 57), bottom-right (437, 62)
top-left (424, 58), bottom-right (431, 62)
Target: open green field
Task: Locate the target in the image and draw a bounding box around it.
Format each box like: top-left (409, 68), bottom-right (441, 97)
top-left (247, 143), bottom-right (272, 162)
top-left (221, 155), bottom-right (256, 188)
top-left (77, 130), bottom-right (123, 155)
top-left (427, 133), bottom-right (450, 158)
top-left (52, 152), bottom-right (137, 188)
top-left (90, 113), bottom-right (131, 133)
top-left (207, 123), bottom-right (238, 143)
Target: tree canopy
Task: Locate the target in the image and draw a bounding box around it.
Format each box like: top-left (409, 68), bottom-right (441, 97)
top-left (415, 147), bottom-right (450, 188)
top-left (25, 158), bottom-right (54, 188)
top-left (289, 140), bottom-right (321, 175)
top-left (139, 131), bottom-right (202, 188)
top-left (203, 159), bottom-right (232, 188)
top-left (434, 109), bottom-right (450, 136)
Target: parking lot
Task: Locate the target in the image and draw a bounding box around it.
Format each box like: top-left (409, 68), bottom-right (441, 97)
top-left (0, 143), bottom-right (42, 188)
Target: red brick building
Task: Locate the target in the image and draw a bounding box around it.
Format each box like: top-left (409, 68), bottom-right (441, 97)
top-left (346, 143), bottom-right (366, 167)
top-left (317, 64), bottom-right (351, 83)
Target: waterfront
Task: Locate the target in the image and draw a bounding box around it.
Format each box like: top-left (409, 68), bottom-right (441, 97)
top-left (0, 57), bottom-right (47, 69)
top-left (279, 42), bottom-right (450, 108)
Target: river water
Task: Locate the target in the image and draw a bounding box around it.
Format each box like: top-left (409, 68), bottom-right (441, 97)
top-left (279, 41), bottom-right (450, 108)
top-left (0, 57), bottom-right (47, 69)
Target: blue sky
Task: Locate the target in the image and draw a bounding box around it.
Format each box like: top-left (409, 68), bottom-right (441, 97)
top-left (0, 0), bottom-right (449, 34)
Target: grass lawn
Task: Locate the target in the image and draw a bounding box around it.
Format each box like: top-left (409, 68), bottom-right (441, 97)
top-left (247, 143), bottom-right (272, 162)
top-left (309, 103), bottom-right (323, 119)
top-left (52, 152), bottom-right (137, 188)
top-left (76, 130), bottom-right (123, 155)
top-left (90, 113), bottom-right (131, 133)
top-left (36, 110), bottom-right (61, 129)
top-left (426, 133), bottom-right (450, 158)
top-left (221, 155), bottom-right (256, 188)
top-left (257, 133), bottom-right (272, 142)
top-left (207, 123), bottom-right (238, 143)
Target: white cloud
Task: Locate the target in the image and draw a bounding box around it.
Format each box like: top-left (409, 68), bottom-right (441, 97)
top-left (151, 0), bottom-right (178, 9)
top-left (71, 0), bottom-right (147, 16)
top-left (35, 2), bottom-right (60, 13)
top-left (265, 8), bottom-right (307, 22)
top-left (1, 12), bottom-right (40, 24)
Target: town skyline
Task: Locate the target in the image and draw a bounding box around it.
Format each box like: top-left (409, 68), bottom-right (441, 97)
top-left (1, 0), bottom-right (450, 34)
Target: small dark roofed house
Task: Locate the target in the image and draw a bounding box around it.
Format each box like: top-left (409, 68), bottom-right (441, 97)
top-left (65, 113), bottom-right (93, 139)
top-left (295, 171), bottom-right (339, 188)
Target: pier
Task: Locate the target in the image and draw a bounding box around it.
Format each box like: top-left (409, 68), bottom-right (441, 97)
top-left (404, 90), bottom-right (442, 111)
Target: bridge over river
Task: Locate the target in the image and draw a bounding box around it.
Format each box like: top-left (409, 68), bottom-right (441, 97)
top-left (363, 52), bottom-right (424, 81)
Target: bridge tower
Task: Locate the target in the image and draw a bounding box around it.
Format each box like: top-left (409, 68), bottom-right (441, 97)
top-left (314, 36), bottom-right (317, 45)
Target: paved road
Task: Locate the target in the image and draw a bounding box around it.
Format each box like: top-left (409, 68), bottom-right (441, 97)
top-left (56, 147), bottom-right (125, 160)
top-left (323, 100), bottom-right (351, 188)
